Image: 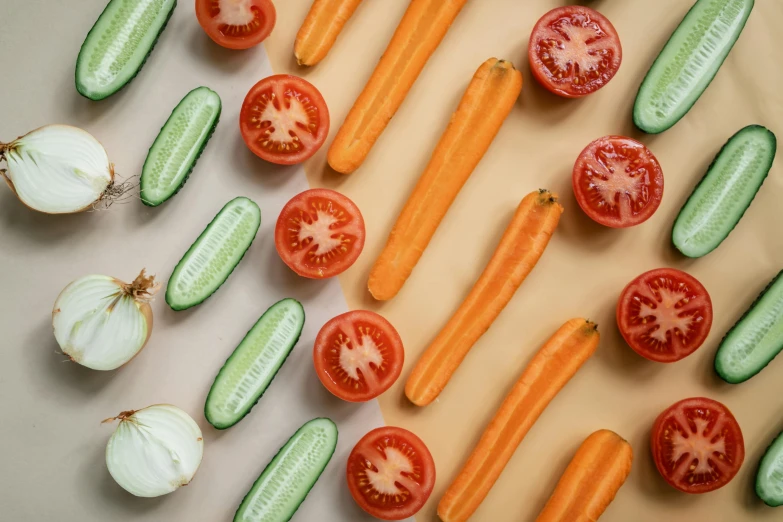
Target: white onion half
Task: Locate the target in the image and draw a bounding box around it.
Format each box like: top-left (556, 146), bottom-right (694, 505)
top-left (1, 124), bottom-right (114, 213)
top-left (52, 270), bottom-right (156, 370)
top-left (105, 405), bottom-right (204, 498)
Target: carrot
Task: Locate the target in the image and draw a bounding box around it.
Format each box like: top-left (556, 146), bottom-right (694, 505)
top-left (536, 430), bottom-right (633, 522)
top-left (437, 318), bottom-right (600, 522)
top-left (294, 0), bottom-right (364, 66)
top-left (368, 58), bottom-right (523, 301)
top-left (404, 190), bottom-right (563, 407)
top-left (327, 0), bottom-right (470, 174)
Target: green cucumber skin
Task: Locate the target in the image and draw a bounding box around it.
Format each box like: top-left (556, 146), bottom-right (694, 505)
top-left (672, 125), bottom-right (777, 258)
top-left (205, 299), bottom-right (305, 430)
top-left (715, 270), bottom-right (783, 384)
top-left (633, 0), bottom-right (754, 134)
top-left (75, 0), bottom-right (177, 101)
top-left (165, 197), bottom-right (261, 311)
top-left (234, 418), bottom-right (338, 522)
top-left (757, 430), bottom-right (783, 507)
top-left (141, 87), bottom-right (222, 207)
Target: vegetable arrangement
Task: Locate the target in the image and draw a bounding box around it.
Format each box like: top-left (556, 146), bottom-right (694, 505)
top-left (6, 0), bottom-right (780, 519)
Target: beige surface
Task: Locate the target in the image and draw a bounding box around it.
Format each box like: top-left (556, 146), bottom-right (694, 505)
top-left (0, 2), bottom-right (392, 521)
top-left (266, 1), bottom-right (783, 521)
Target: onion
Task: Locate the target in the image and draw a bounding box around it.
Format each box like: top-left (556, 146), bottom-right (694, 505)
top-left (104, 405), bottom-right (204, 498)
top-left (0, 124), bottom-right (120, 213)
top-left (52, 270), bottom-right (157, 370)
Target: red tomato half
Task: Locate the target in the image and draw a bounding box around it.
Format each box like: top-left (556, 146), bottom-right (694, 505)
top-left (347, 426), bottom-right (436, 520)
top-left (651, 397), bottom-right (745, 494)
top-left (528, 6), bottom-right (622, 98)
top-left (573, 136), bottom-right (664, 228)
top-left (617, 268), bottom-right (712, 363)
top-left (240, 75), bottom-right (329, 165)
top-left (196, 0), bottom-right (276, 50)
top-left (275, 189), bottom-right (365, 278)
top-left (313, 311), bottom-right (404, 402)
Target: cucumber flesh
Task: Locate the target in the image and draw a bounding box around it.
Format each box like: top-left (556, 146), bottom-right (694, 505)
top-left (141, 87), bottom-right (222, 207)
top-left (166, 197), bottom-right (261, 311)
top-left (633, 0), bottom-right (754, 133)
top-left (76, 0), bottom-right (177, 100)
top-left (757, 430), bottom-right (783, 507)
top-left (715, 271), bottom-right (783, 383)
top-left (235, 418), bottom-right (338, 522)
top-left (672, 125), bottom-right (776, 258)
top-left (205, 299), bottom-right (305, 430)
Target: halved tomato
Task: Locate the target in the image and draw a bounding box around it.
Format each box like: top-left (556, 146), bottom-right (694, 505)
top-left (240, 75), bottom-right (329, 165)
top-left (347, 426), bottom-right (436, 520)
top-left (196, 0), bottom-right (276, 50)
top-left (617, 268), bottom-right (712, 363)
top-left (651, 397), bottom-right (745, 494)
top-left (275, 189), bottom-right (365, 278)
top-left (528, 6), bottom-right (622, 98)
top-left (573, 135), bottom-right (664, 228)
top-left (314, 311), bottom-right (404, 402)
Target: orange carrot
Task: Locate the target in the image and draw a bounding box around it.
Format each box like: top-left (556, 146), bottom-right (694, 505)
top-left (327, 0), bottom-right (470, 174)
top-left (294, 0), bottom-right (364, 66)
top-left (536, 430), bottom-right (633, 522)
top-left (404, 190), bottom-right (563, 407)
top-left (437, 318), bottom-right (600, 522)
top-left (368, 58), bottom-right (523, 301)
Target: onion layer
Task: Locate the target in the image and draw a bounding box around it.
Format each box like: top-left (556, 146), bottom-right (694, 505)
top-left (104, 405), bottom-right (204, 498)
top-left (0, 124), bottom-right (114, 213)
top-left (52, 270), bottom-right (156, 370)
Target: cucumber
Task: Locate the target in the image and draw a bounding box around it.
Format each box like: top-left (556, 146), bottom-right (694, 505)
top-left (633, 0), bottom-right (754, 133)
top-left (235, 418), bottom-right (338, 522)
top-left (166, 197), bottom-right (261, 311)
top-left (140, 87), bottom-right (222, 206)
top-left (757, 430), bottom-right (783, 507)
top-left (672, 125), bottom-right (776, 258)
top-left (715, 271), bottom-right (783, 383)
top-left (205, 299), bottom-right (305, 430)
top-left (76, 0), bottom-right (177, 100)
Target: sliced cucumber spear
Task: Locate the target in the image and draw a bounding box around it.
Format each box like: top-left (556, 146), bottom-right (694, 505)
top-left (715, 271), bottom-right (783, 384)
top-left (634, 0), bottom-right (754, 133)
top-left (757, 429), bottom-right (783, 507)
top-left (141, 87), bottom-right (222, 206)
top-left (205, 299), bottom-right (305, 430)
top-left (166, 197), bottom-right (260, 311)
top-left (76, 0), bottom-right (177, 100)
top-left (672, 125), bottom-right (776, 258)
top-left (235, 418), bottom-right (337, 522)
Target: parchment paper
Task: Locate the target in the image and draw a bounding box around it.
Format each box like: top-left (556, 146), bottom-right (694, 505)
top-left (265, 1), bottom-right (783, 521)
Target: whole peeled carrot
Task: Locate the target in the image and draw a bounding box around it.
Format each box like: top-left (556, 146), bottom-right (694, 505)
top-left (295, 0), bottom-right (364, 66)
top-left (437, 318), bottom-right (600, 522)
top-left (327, 0), bottom-right (470, 174)
top-left (368, 58), bottom-right (523, 301)
top-left (536, 430), bottom-right (633, 522)
top-left (404, 190), bottom-right (563, 407)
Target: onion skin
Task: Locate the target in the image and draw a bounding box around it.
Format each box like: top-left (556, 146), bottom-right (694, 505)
top-left (0, 124), bottom-right (115, 214)
top-left (52, 270), bottom-right (157, 370)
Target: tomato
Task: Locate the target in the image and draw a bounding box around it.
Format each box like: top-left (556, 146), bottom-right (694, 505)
top-left (347, 426), bottom-right (436, 520)
top-left (196, 0), bottom-right (276, 50)
top-left (528, 6), bottom-right (622, 98)
top-left (274, 189), bottom-right (365, 278)
top-left (651, 397), bottom-right (745, 494)
top-left (617, 268), bottom-right (712, 363)
top-left (573, 135), bottom-right (664, 228)
top-left (313, 311), bottom-right (404, 402)
top-left (240, 75), bottom-right (329, 165)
